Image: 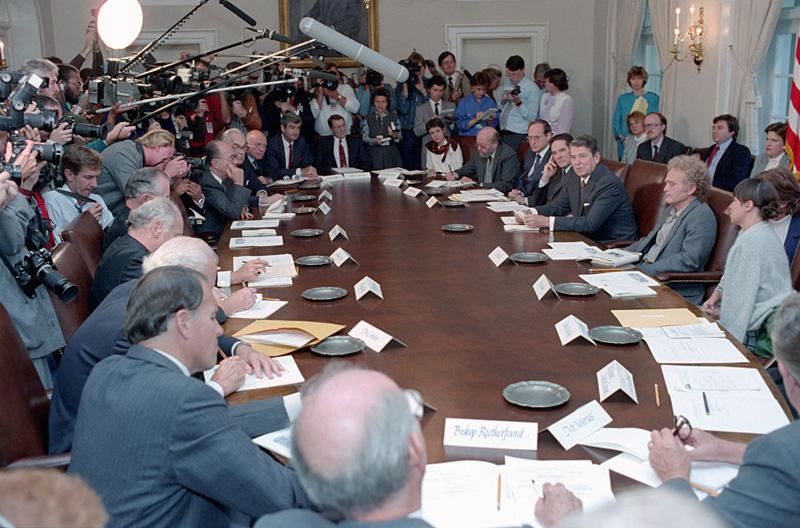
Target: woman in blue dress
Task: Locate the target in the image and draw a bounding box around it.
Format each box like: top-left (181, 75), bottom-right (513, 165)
top-left (613, 66), bottom-right (660, 160)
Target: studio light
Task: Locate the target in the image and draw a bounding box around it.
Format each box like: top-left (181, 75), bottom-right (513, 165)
top-left (97, 0), bottom-right (144, 50)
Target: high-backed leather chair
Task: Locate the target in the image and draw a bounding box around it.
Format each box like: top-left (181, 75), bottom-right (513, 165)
top-left (170, 191), bottom-right (196, 237)
top-left (0, 304), bottom-right (69, 468)
top-left (457, 136), bottom-right (477, 164)
top-left (601, 159), bottom-right (628, 183)
top-left (624, 159), bottom-right (668, 238)
top-left (517, 140), bottom-right (529, 165)
top-left (49, 242), bottom-right (93, 343)
top-left (61, 212), bottom-right (104, 278)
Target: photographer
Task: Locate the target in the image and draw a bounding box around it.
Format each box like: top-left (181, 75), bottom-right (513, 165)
top-left (187, 59), bottom-right (231, 151)
top-left (263, 65), bottom-right (314, 142)
top-left (0, 143), bottom-right (66, 390)
top-left (395, 51), bottom-right (431, 170)
top-left (355, 69), bottom-right (396, 118)
top-left (57, 64), bottom-right (83, 115)
top-left (310, 63), bottom-right (359, 137)
top-left (223, 61), bottom-right (262, 133)
top-left (20, 58), bottom-right (60, 100)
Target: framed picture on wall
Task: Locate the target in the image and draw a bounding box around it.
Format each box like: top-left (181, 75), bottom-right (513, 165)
top-left (279, 0), bottom-right (379, 68)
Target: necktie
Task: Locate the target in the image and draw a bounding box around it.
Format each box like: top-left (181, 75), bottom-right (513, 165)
top-left (644, 209), bottom-right (679, 263)
top-left (483, 155), bottom-right (494, 184)
top-left (706, 144), bottom-right (719, 167)
top-left (528, 154), bottom-right (541, 179)
top-left (434, 102), bottom-right (440, 116)
top-left (448, 76), bottom-right (454, 92)
top-left (288, 142), bottom-right (294, 169)
top-left (652, 144), bottom-right (659, 160)
top-left (339, 139), bottom-right (347, 168)
top-left (580, 178), bottom-right (588, 202)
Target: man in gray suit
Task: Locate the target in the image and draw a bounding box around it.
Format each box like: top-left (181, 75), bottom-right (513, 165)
top-left (517, 135), bottom-right (638, 243)
top-left (413, 75), bottom-right (455, 168)
top-left (69, 266), bottom-right (309, 527)
top-left (627, 155), bottom-right (717, 304)
top-left (509, 119), bottom-right (552, 204)
top-left (449, 127), bottom-right (520, 193)
top-left (647, 292), bottom-right (800, 528)
top-left (197, 140), bottom-right (252, 240)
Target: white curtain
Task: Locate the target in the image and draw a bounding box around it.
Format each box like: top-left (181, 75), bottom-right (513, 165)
top-left (612, 0), bottom-right (647, 97)
top-left (648, 1), bottom-right (679, 120)
top-left (728, 0), bottom-right (781, 150)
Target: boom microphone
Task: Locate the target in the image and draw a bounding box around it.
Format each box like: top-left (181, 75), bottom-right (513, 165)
top-left (298, 17), bottom-right (409, 83)
top-left (219, 0), bottom-right (257, 27)
top-left (286, 68), bottom-right (338, 83)
top-left (244, 26), bottom-right (294, 45)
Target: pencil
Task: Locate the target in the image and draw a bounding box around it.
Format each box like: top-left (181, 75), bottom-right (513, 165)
top-left (588, 268), bottom-right (625, 273)
top-left (217, 347), bottom-right (228, 359)
top-left (703, 391), bottom-right (711, 415)
top-left (654, 384), bottom-right (661, 408)
top-left (496, 474), bottom-right (501, 511)
top-left (690, 481), bottom-right (720, 497)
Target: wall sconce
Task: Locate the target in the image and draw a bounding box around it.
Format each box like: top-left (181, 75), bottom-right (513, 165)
top-left (362, 0), bottom-right (371, 7)
top-left (0, 41), bottom-right (6, 70)
top-left (672, 5), bottom-right (704, 72)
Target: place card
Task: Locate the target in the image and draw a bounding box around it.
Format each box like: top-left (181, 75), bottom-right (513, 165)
top-left (328, 224), bottom-right (349, 241)
top-left (384, 178), bottom-right (404, 187)
top-left (488, 246), bottom-right (511, 267)
top-left (404, 186), bottom-right (423, 197)
top-left (426, 196), bottom-right (441, 208)
top-left (547, 400), bottom-right (613, 450)
top-left (354, 276), bottom-right (383, 300)
top-left (318, 190), bottom-right (333, 202)
top-left (443, 418), bottom-right (538, 450)
top-left (554, 315), bottom-right (596, 346)
top-left (315, 202), bottom-right (331, 215)
top-left (330, 247), bottom-right (359, 267)
top-left (597, 360), bottom-right (638, 403)
top-left (348, 320), bottom-right (407, 352)
top-left (532, 274), bottom-right (559, 300)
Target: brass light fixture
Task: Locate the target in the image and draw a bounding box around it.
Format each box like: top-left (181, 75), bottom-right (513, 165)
top-left (363, 0), bottom-right (371, 8)
top-left (672, 5), bottom-right (704, 72)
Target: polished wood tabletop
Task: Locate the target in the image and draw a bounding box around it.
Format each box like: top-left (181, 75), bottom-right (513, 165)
top-left (218, 177), bottom-right (790, 485)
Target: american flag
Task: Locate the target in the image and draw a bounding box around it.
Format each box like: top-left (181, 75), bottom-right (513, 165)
top-left (787, 36), bottom-right (800, 174)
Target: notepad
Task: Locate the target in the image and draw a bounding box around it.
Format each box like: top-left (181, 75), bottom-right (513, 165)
top-left (203, 355), bottom-right (305, 391)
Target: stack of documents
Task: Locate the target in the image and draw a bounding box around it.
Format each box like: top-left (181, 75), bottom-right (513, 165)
top-left (230, 219), bottom-right (280, 229)
top-left (542, 241), bottom-right (602, 261)
top-left (578, 271), bottom-right (658, 299)
top-left (253, 426), bottom-right (292, 459)
top-left (634, 322), bottom-right (745, 364)
top-left (233, 320), bottom-right (345, 356)
top-left (229, 236), bottom-right (283, 249)
top-left (333, 167), bottom-right (370, 174)
top-left (450, 189), bottom-right (506, 203)
top-left (589, 248), bottom-right (641, 267)
top-left (228, 298), bottom-right (287, 320)
top-left (267, 177), bottom-right (306, 189)
top-left (203, 355), bottom-right (304, 391)
top-left (661, 365), bottom-right (790, 434)
top-left (233, 255), bottom-right (297, 288)
top-left (487, 201), bottom-right (531, 213)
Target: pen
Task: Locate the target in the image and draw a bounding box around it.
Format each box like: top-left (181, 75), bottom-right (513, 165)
top-left (654, 383), bottom-right (661, 408)
top-left (496, 475), bottom-right (501, 511)
top-left (530, 478), bottom-right (541, 497)
top-left (588, 268), bottom-right (625, 273)
top-left (690, 481), bottom-right (720, 497)
top-left (702, 392), bottom-right (711, 415)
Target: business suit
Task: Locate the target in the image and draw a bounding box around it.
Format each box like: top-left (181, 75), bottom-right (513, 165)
top-left (514, 147), bottom-right (552, 197)
top-left (636, 136), bottom-right (685, 164)
top-left (783, 214), bottom-right (800, 263)
top-left (90, 233), bottom-right (148, 308)
top-left (265, 133), bottom-right (315, 181)
top-left (49, 280), bottom-right (282, 454)
top-left (69, 344), bottom-right (310, 527)
top-left (704, 140), bottom-right (752, 192)
top-left (663, 420), bottom-right (800, 528)
top-left (197, 169), bottom-right (251, 240)
top-left (527, 166), bottom-right (571, 207)
top-left (627, 198), bottom-right (717, 304)
top-left (537, 163), bottom-right (638, 243)
top-left (455, 142), bottom-right (520, 194)
top-left (256, 510), bottom-right (433, 528)
top-left (243, 155), bottom-right (268, 193)
top-left (314, 135), bottom-right (370, 173)
top-left (413, 98), bottom-right (455, 167)
top-left (749, 152), bottom-right (791, 178)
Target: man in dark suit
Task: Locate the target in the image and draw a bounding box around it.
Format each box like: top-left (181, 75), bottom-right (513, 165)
top-left (69, 266), bottom-right (310, 527)
top-left (243, 130), bottom-right (269, 193)
top-left (102, 167), bottom-right (171, 251)
top-left (414, 75), bottom-right (455, 168)
top-left (525, 133), bottom-right (573, 207)
top-left (265, 112), bottom-right (318, 181)
top-left (197, 140), bottom-right (252, 240)
top-left (518, 135), bottom-right (638, 243)
top-left (50, 236), bottom-right (289, 454)
top-left (450, 127), bottom-right (519, 193)
top-left (637, 112), bottom-right (685, 164)
top-left (314, 114), bottom-right (370, 173)
top-left (509, 119), bottom-right (552, 203)
top-left (90, 197), bottom-right (183, 308)
top-left (703, 114), bottom-right (752, 192)
top-left (627, 155), bottom-right (717, 304)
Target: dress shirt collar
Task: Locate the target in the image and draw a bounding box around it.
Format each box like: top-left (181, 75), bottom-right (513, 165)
top-left (651, 136), bottom-right (664, 149)
top-left (430, 98), bottom-right (443, 112)
top-left (152, 348), bottom-right (190, 376)
top-left (535, 145), bottom-right (550, 159)
top-left (282, 136), bottom-right (294, 149)
top-left (209, 170), bottom-right (224, 186)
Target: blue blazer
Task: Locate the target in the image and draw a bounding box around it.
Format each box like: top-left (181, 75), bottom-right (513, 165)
top-left (784, 214), bottom-right (800, 263)
top-left (314, 135), bottom-right (371, 173)
top-left (705, 140), bottom-right (752, 192)
top-left (514, 148), bottom-right (551, 196)
top-left (264, 134), bottom-right (314, 181)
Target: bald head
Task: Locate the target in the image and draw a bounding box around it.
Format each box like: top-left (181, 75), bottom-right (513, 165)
top-left (476, 127), bottom-right (499, 158)
top-left (246, 129), bottom-right (267, 161)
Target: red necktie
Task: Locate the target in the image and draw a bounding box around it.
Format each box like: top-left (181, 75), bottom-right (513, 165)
top-left (288, 142), bottom-right (294, 169)
top-left (338, 139), bottom-right (347, 168)
top-left (706, 144), bottom-right (719, 167)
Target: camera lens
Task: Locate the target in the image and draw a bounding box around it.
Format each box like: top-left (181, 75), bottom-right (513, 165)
top-left (38, 265), bottom-right (78, 304)
top-left (72, 121), bottom-right (108, 139)
top-left (34, 143), bottom-right (64, 164)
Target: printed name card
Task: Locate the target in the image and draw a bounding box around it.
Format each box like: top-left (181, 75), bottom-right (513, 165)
top-left (443, 418), bottom-right (538, 450)
top-left (315, 202), bottom-right (332, 216)
top-left (330, 247), bottom-right (359, 267)
top-left (404, 186), bottom-right (423, 197)
top-left (354, 276), bottom-right (383, 300)
top-left (554, 315), bottom-right (596, 346)
top-left (488, 246), bottom-right (511, 267)
top-left (384, 178), bottom-right (404, 187)
top-left (318, 190), bottom-right (333, 202)
top-left (597, 360), bottom-right (638, 403)
top-left (348, 320), bottom-right (406, 352)
top-left (532, 274), bottom-right (559, 300)
top-left (426, 196), bottom-right (441, 208)
top-left (328, 224), bottom-right (349, 241)
top-left (547, 400), bottom-right (613, 450)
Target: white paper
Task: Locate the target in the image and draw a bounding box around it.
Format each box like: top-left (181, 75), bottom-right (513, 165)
top-left (320, 174), bottom-right (345, 183)
top-left (233, 254), bottom-right (298, 280)
top-left (230, 219), bottom-right (280, 229)
top-left (383, 178), bottom-right (404, 187)
top-left (486, 202), bottom-right (531, 213)
top-left (330, 247), bottom-right (358, 267)
top-left (317, 202), bottom-right (331, 215)
top-left (318, 190), bottom-right (333, 201)
top-left (579, 427), bottom-right (652, 461)
top-left (579, 271), bottom-right (659, 299)
top-left (404, 186), bottom-right (423, 197)
top-left (248, 276), bottom-right (293, 288)
top-left (328, 224), bottom-right (349, 241)
top-left (597, 360), bottom-right (638, 403)
top-left (554, 315), bottom-right (596, 346)
top-left (229, 236), bottom-right (283, 249)
top-left (252, 426), bottom-right (292, 459)
top-left (216, 270), bottom-right (231, 288)
top-left (204, 356), bottom-right (305, 391)
top-left (532, 274), bottom-right (557, 300)
top-left (661, 365), bottom-right (770, 394)
top-left (644, 337), bottom-right (748, 364)
top-left (424, 180), bottom-right (447, 188)
top-left (240, 329), bottom-right (315, 348)
top-left (348, 320), bottom-right (398, 352)
top-left (426, 196), bottom-right (441, 208)
top-left (451, 192), bottom-right (506, 203)
top-left (668, 391), bottom-right (790, 434)
top-left (241, 228), bottom-right (277, 237)
top-left (547, 400), bottom-right (612, 450)
top-left (354, 276), bottom-right (383, 300)
top-left (504, 224), bottom-right (540, 233)
top-left (488, 246), bottom-right (510, 267)
top-left (227, 300), bottom-right (287, 319)
top-left (262, 212), bottom-right (296, 220)
top-left (332, 167), bottom-right (364, 174)
top-left (443, 418), bottom-right (538, 450)
top-left (342, 172), bottom-right (372, 180)
top-left (500, 216), bottom-right (518, 225)
top-left (661, 322), bottom-right (726, 339)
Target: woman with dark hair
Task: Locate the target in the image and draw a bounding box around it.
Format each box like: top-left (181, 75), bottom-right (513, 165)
top-left (539, 68), bottom-right (573, 134)
top-left (702, 178), bottom-right (793, 355)
top-left (424, 117), bottom-right (462, 174)
top-left (756, 167), bottom-right (800, 262)
top-left (612, 66), bottom-right (660, 160)
top-left (750, 122), bottom-right (790, 177)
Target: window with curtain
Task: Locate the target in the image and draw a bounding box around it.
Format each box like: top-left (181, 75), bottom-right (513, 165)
top-left (632, 3), bottom-right (662, 96)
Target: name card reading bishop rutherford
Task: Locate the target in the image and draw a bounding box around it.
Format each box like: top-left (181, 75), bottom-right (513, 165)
top-left (443, 418), bottom-right (538, 451)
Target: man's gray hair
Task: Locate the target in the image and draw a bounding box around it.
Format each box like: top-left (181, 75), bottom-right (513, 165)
top-left (125, 266), bottom-right (206, 343)
top-left (124, 167), bottom-right (169, 200)
top-left (291, 364), bottom-right (419, 518)
top-left (142, 236), bottom-right (216, 275)
top-left (771, 293), bottom-right (800, 382)
top-left (570, 135), bottom-right (600, 155)
top-left (127, 197), bottom-right (180, 230)
top-left (220, 128), bottom-right (245, 144)
top-left (21, 58), bottom-right (58, 78)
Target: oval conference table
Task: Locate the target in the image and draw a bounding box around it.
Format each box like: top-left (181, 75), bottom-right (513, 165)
top-left (218, 176), bottom-right (791, 490)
